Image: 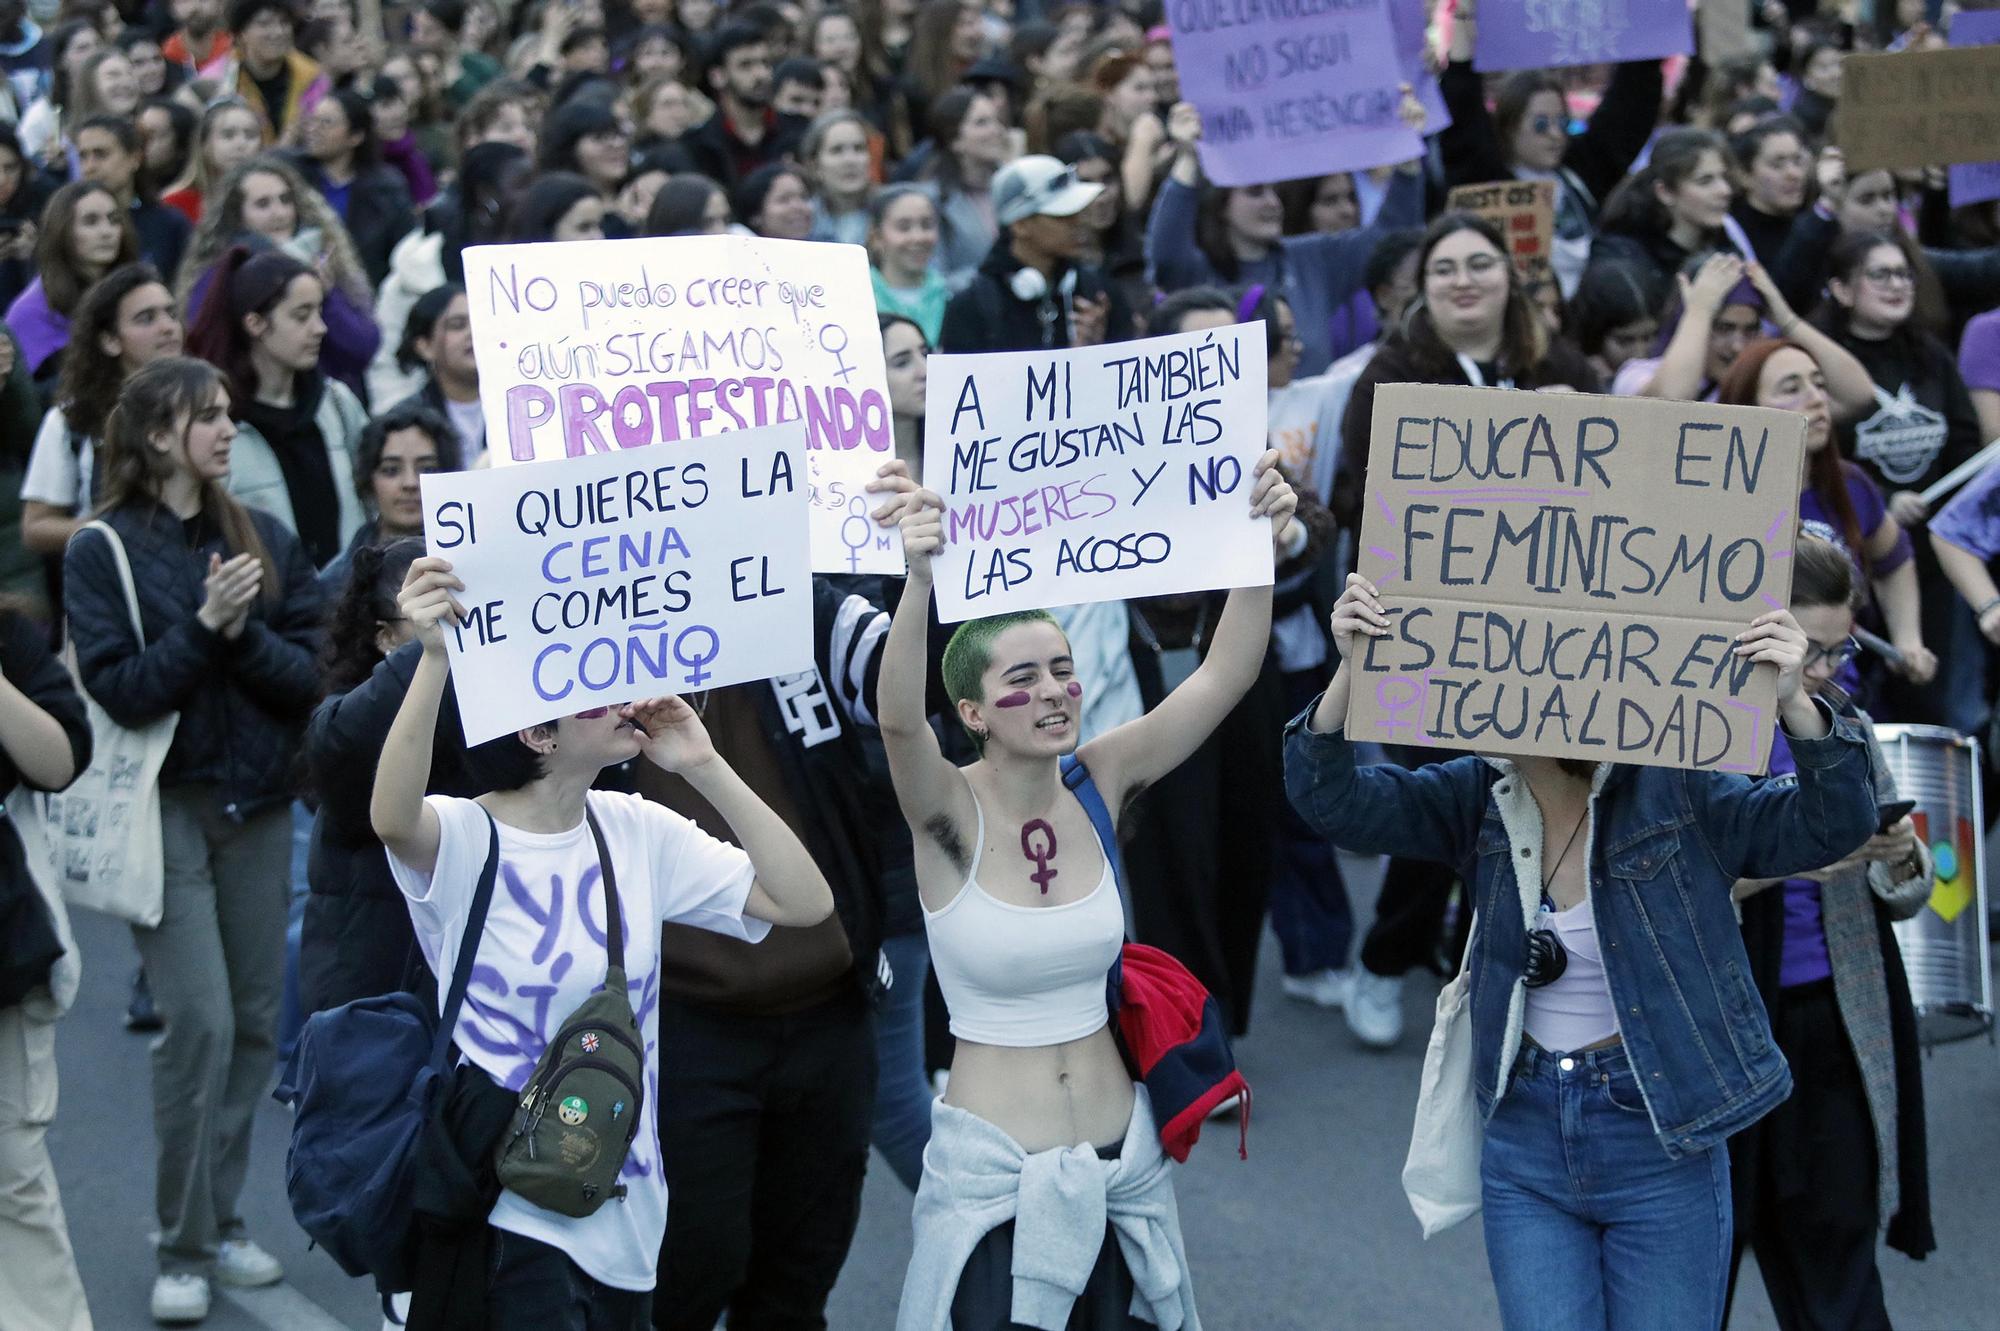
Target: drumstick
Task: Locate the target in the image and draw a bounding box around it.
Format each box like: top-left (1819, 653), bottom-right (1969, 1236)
top-left (1918, 439), bottom-right (2000, 508)
top-left (1854, 626), bottom-right (1904, 668)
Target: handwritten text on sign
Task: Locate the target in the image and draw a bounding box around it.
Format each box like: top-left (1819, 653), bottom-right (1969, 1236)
top-left (923, 324), bottom-right (1270, 623)
top-left (462, 235), bottom-right (901, 576)
top-left (421, 419), bottom-right (812, 745)
top-left (1839, 44), bottom-right (2000, 175)
top-left (1347, 385), bottom-right (1806, 772)
top-left (1446, 181), bottom-right (1555, 288)
top-left (1474, 0), bottom-right (1693, 72)
top-left (1167, 0), bottom-right (1422, 187)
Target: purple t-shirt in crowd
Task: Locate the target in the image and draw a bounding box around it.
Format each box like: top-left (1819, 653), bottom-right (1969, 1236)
top-left (1766, 729), bottom-right (1835, 988)
top-left (1799, 461), bottom-right (1910, 578)
top-left (1933, 449), bottom-right (2000, 562)
top-left (1959, 307), bottom-right (2000, 393)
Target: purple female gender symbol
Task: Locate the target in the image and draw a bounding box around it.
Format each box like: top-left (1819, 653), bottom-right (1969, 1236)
top-left (1021, 819), bottom-right (1058, 894)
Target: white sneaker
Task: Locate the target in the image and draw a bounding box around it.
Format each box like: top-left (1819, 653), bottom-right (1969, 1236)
top-left (1345, 969), bottom-right (1406, 1049)
top-left (215, 1237), bottom-right (285, 1288)
top-left (151, 1273), bottom-right (211, 1324)
top-left (1205, 1092), bottom-right (1242, 1120)
top-left (1280, 967), bottom-right (1351, 1009)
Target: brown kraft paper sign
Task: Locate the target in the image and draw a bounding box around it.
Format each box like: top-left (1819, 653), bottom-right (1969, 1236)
top-left (1346, 384), bottom-right (1806, 773)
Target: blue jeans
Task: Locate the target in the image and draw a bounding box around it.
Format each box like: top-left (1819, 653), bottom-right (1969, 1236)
top-left (1268, 669), bottom-right (1353, 975)
top-left (1482, 1041), bottom-right (1733, 1331)
top-left (870, 930), bottom-right (935, 1191)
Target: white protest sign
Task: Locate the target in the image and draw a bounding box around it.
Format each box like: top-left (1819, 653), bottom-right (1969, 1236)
top-left (421, 418), bottom-right (812, 745)
top-left (462, 234), bottom-right (903, 576)
top-left (922, 324), bottom-right (1271, 623)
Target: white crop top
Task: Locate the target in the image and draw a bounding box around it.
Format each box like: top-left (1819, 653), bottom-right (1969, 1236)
top-left (922, 787), bottom-right (1125, 1047)
top-left (1523, 894), bottom-right (1621, 1053)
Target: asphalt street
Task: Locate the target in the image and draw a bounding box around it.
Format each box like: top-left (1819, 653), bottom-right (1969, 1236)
top-left (48, 851), bottom-right (2000, 1330)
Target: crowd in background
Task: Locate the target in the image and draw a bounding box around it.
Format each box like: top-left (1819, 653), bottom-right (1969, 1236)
top-left (0, 0), bottom-right (1994, 1324)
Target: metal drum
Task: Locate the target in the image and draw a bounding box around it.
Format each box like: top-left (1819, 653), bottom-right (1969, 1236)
top-left (1872, 724), bottom-right (1993, 1044)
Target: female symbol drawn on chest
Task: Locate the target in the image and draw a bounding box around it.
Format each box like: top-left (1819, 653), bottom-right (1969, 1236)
top-left (1021, 820), bottom-right (1057, 894)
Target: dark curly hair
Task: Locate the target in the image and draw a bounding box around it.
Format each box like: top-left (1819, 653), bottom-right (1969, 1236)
top-left (318, 536), bottom-right (425, 695)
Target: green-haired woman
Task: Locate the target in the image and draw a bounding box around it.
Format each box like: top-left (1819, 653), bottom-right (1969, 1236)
top-left (879, 451), bottom-right (1296, 1330)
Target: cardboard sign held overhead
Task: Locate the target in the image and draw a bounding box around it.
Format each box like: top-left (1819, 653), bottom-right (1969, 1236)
top-left (1345, 384), bottom-right (1806, 773)
top-left (922, 324), bottom-right (1271, 624)
top-left (1446, 180), bottom-right (1555, 288)
top-left (462, 235), bottom-right (902, 576)
top-left (1838, 44), bottom-right (2000, 175)
top-left (420, 419), bottom-right (813, 746)
top-left (1166, 0), bottom-right (1424, 187)
top-left (1696, 0), bottom-right (1755, 65)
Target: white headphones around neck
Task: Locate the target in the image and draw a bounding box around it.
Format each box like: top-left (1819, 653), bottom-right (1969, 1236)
top-left (1010, 266), bottom-right (1078, 303)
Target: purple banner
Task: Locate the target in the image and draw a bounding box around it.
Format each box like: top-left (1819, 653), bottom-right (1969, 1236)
top-left (1474, 0), bottom-right (1693, 73)
top-left (1168, 0), bottom-right (1426, 188)
top-left (1948, 11), bottom-right (2000, 208)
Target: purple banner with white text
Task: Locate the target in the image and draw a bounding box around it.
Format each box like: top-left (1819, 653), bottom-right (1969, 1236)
top-left (1474, 0), bottom-right (1692, 73)
top-left (1168, 0), bottom-right (1425, 187)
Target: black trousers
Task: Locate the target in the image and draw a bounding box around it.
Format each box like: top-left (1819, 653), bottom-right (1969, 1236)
top-left (490, 1229), bottom-right (652, 1331)
top-left (651, 991), bottom-right (876, 1331)
top-left (950, 1142), bottom-right (1140, 1330)
top-left (1725, 979), bottom-right (1891, 1331)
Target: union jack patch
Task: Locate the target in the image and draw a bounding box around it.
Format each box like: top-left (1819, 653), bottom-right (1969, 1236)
top-left (580, 1032), bottom-right (601, 1053)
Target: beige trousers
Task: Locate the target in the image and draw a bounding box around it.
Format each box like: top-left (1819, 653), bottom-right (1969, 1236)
top-left (0, 1005), bottom-right (92, 1331)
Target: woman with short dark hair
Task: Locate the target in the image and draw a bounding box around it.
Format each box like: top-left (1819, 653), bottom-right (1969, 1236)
top-left (370, 554), bottom-right (833, 1327)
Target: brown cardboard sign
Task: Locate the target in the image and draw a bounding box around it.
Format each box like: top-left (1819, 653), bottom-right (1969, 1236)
top-left (1697, 0), bottom-right (1755, 65)
top-left (1838, 45), bottom-right (2000, 174)
top-left (1446, 180), bottom-right (1555, 288)
top-left (1345, 384), bottom-right (1807, 773)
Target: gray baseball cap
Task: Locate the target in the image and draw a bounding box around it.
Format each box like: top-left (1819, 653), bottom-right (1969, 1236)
top-left (992, 155), bottom-right (1104, 226)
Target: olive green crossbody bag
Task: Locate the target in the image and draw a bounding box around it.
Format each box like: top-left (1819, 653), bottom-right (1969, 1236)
top-left (494, 805), bottom-right (646, 1217)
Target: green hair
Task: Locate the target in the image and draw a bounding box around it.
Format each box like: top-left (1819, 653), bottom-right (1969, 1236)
top-left (940, 609), bottom-right (1067, 748)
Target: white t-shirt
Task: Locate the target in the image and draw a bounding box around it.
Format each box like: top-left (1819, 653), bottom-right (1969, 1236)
top-left (386, 789), bottom-right (771, 1291)
top-left (18, 408), bottom-right (92, 511)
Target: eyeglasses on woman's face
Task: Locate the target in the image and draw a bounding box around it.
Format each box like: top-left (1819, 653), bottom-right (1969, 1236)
top-left (1425, 252), bottom-right (1504, 283)
top-left (1803, 636), bottom-right (1860, 672)
top-left (1861, 265), bottom-right (1913, 288)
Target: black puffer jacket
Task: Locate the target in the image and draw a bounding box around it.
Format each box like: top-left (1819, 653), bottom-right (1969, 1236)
top-left (300, 640), bottom-right (481, 1015)
top-left (64, 504), bottom-right (324, 817)
top-left (938, 238), bottom-right (1134, 355)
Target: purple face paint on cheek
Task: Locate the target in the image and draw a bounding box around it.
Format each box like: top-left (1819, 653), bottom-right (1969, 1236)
top-left (574, 706), bottom-right (610, 719)
top-left (1066, 681), bottom-right (1082, 698)
top-left (994, 690), bottom-right (1032, 708)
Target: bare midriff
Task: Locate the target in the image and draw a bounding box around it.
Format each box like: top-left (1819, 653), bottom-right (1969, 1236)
top-left (943, 1024), bottom-right (1135, 1153)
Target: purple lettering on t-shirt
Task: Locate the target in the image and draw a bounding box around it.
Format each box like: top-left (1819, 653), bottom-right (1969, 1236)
top-left (503, 863), bottom-right (566, 966)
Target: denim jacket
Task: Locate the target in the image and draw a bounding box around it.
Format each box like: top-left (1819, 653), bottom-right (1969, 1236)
top-left (1282, 699), bottom-right (1877, 1158)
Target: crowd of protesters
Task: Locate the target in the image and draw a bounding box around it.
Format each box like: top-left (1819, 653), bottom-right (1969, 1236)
top-left (0, 0), bottom-right (1993, 1326)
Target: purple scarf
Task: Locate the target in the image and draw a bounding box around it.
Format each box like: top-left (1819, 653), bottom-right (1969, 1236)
top-left (4, 277), bottom-right (68, 376)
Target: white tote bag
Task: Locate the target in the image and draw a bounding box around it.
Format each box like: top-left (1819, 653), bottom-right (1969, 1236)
top-left (1401, 915), bottom-right (1482, 1237)
top-left (44, 521), bottom-right (179, 929)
